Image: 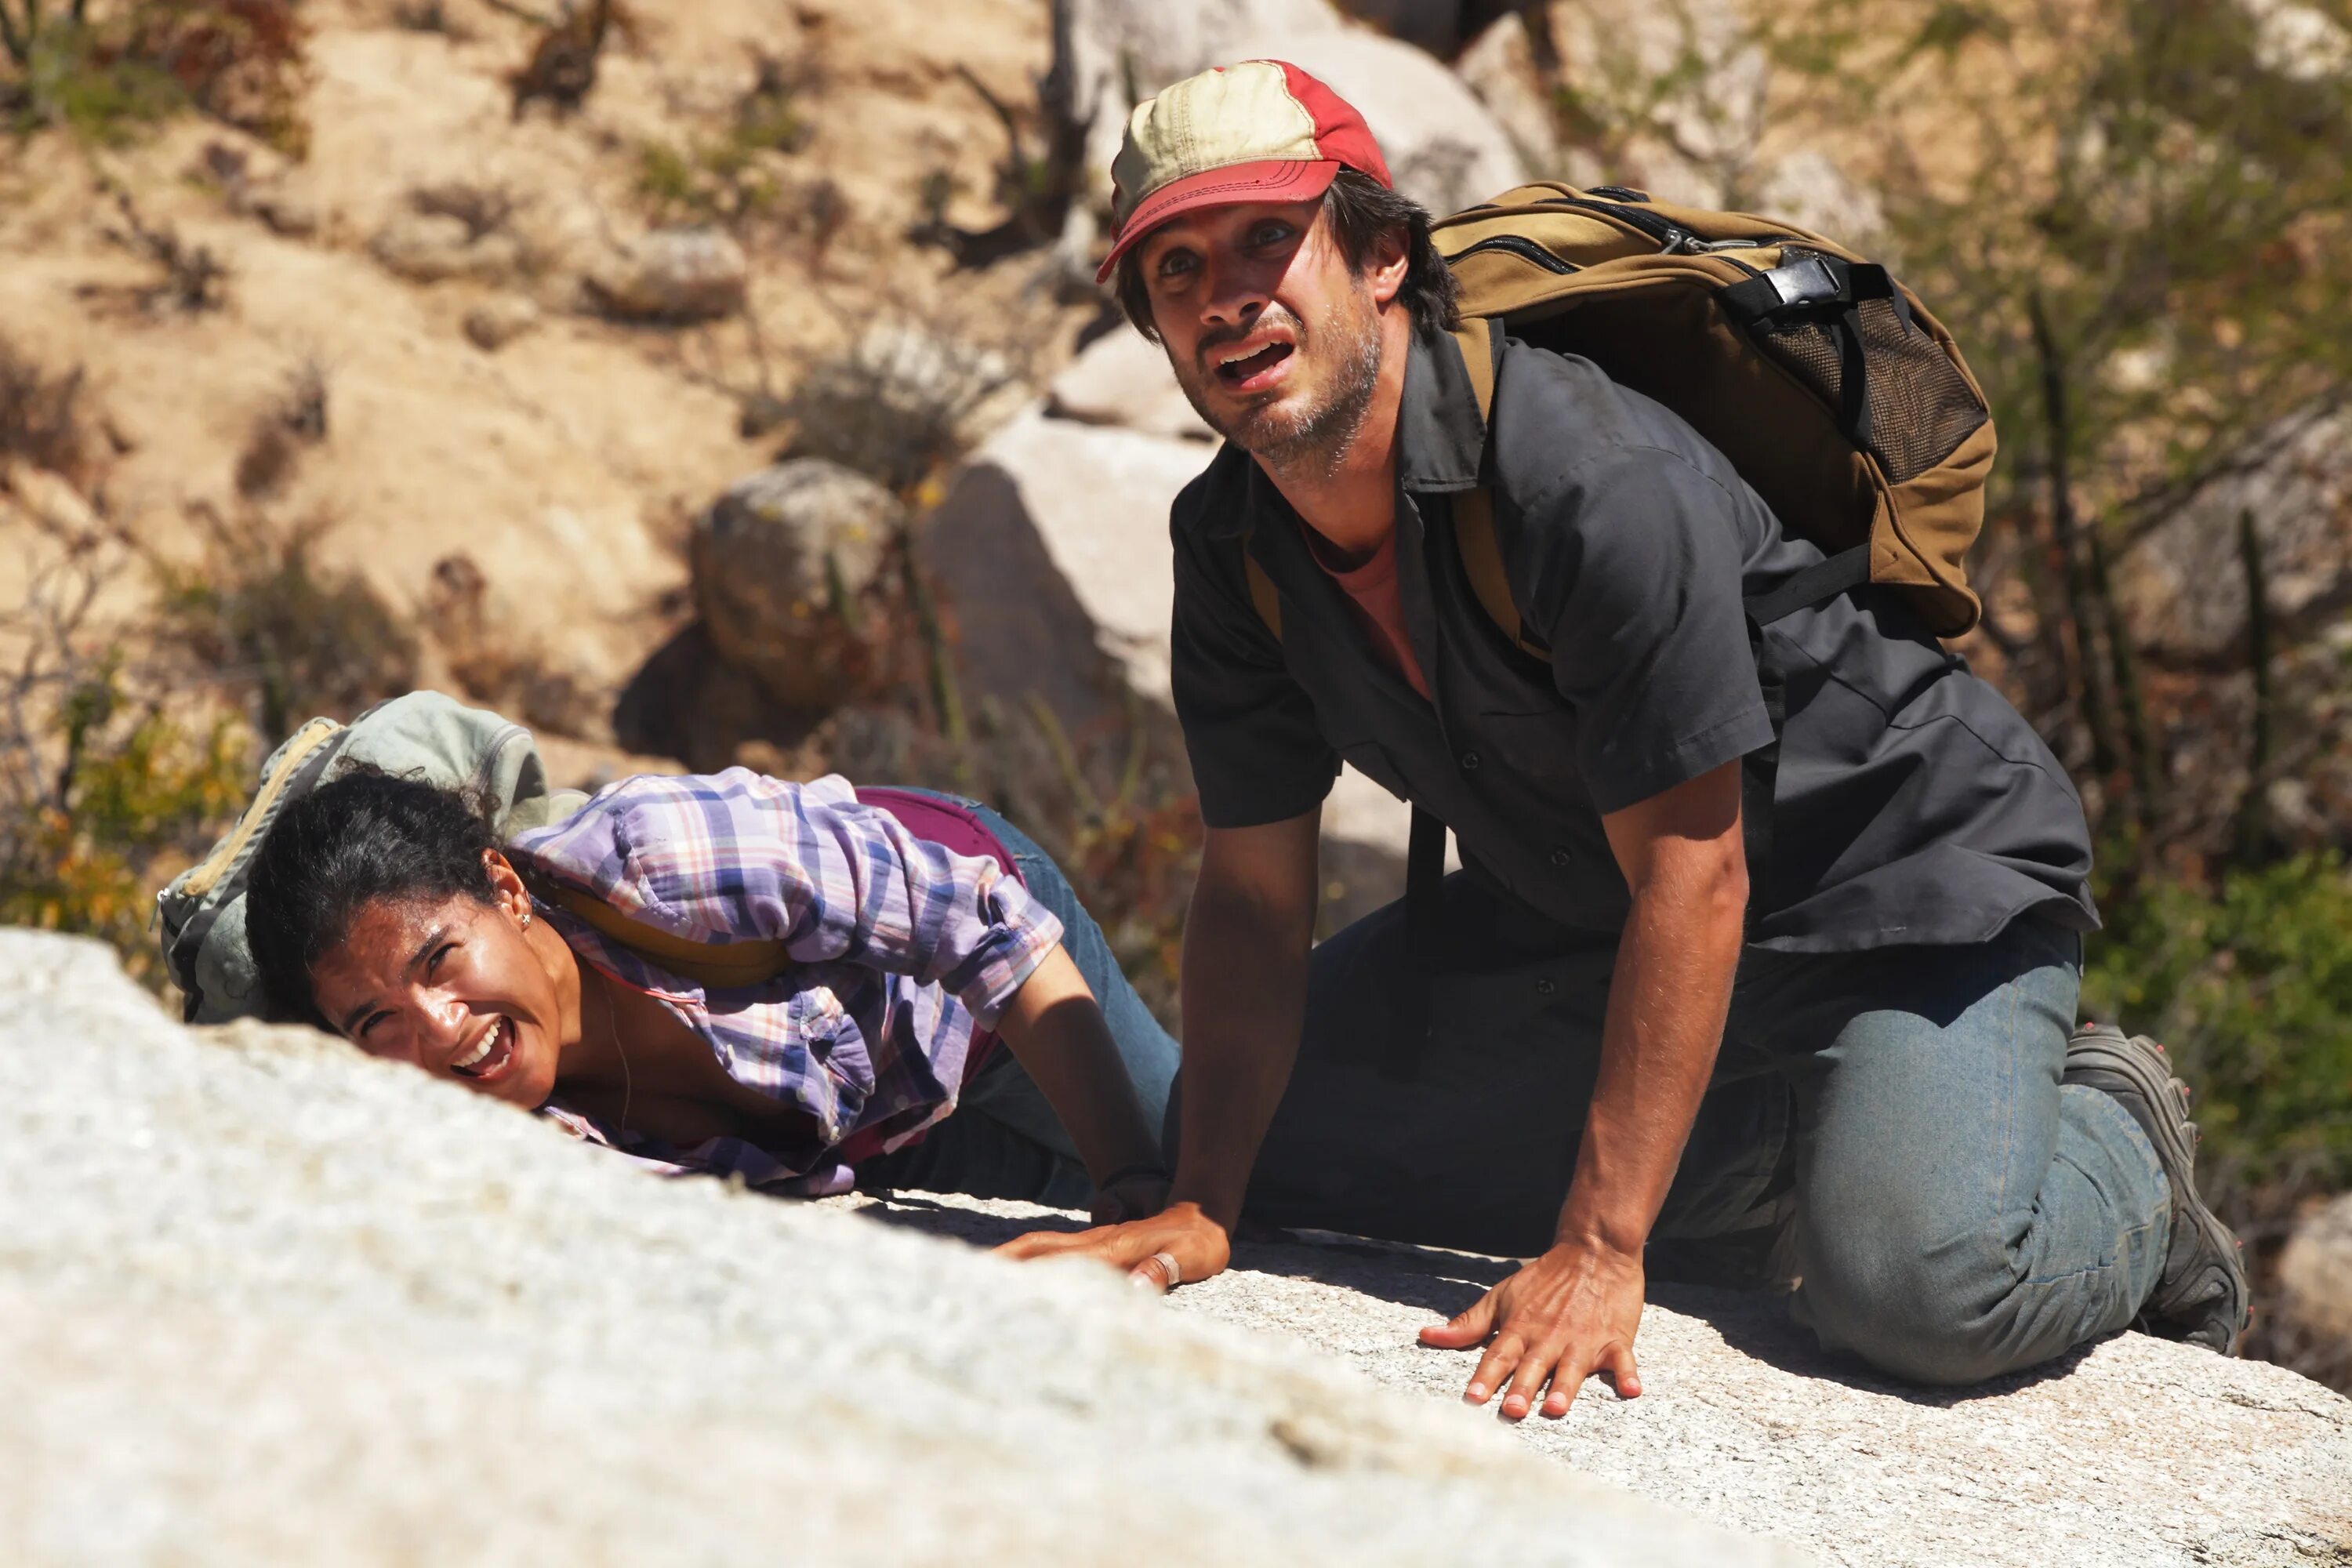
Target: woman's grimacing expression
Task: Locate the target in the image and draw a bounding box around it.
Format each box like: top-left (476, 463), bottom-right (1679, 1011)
top-left (304, 851), bottom-right (570, 1110)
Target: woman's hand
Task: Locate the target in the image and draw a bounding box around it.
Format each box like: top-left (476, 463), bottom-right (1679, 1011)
top-left (997, 1200), bottom-right (1232, 1293)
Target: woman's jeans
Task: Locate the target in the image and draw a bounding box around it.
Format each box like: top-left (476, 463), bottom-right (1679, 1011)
top-left (1240, 873), bottom-right (2174, 1386)
top-left (857, 796), bottom-right (1181, 1210)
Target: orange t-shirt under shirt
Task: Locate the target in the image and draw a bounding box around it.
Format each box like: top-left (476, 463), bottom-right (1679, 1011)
top-left (1301, 523), bottom-right (1433, 702)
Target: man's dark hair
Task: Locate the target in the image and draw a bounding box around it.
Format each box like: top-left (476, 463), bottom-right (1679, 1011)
top-left (1114, 169), bottom-right (1462, 343)
top-left (245, 769), bottom-right (503, 1027)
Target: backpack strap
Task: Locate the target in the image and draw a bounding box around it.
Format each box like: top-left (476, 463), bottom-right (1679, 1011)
top-left (532, 878), bottom-right (791, 991)
top-left (1243, 550), bottom-right (1283, 641)
top-left (1446, 317), bottom-right (1552, 661)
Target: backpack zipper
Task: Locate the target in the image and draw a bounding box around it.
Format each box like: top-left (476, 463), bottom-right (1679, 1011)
top-left (1450, 234), bottom-right (1580, 273)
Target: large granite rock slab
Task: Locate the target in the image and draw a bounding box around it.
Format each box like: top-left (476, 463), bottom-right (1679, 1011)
top-left (919, 394), bottom-right (1446, 902)
top-left (0, 931), bottom-right (1790, 1567)
top-left (861, 1194), bottom-right (2352, 1568)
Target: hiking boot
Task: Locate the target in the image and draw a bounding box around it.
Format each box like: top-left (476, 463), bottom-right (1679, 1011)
top-left (2063, 1023), bottom-right (2250, 1355)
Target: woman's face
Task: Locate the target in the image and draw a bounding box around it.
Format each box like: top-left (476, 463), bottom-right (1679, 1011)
top-left (305, 853), bottom-right (570, 1109)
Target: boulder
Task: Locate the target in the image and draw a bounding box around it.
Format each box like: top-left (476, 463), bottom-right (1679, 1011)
top-left (1454, 0), bottom-right (1768, 209)
top-left (2278, 1192), bottom-right (2352, 1389)
top-left (0, 930), bottom-right (1794, 1567)
top-left (691, 459), bottom-right (902, 712)
top-left (1454, 10), bottom-right (1577, 173)
top-left (1331, 0), bottom-right (1472, 55)
top-left (1221, 27), bottom-right (1529, 213)
top-left (247, 179), bottom-right (322, 238)
top-left (2245, 0), bottom-right (2352, 79)
top-left (2116, 411), bottom-right (2352, 663)
top-left (1057, 0), bottom-right (1524, 228)
top-left (369, 209), bottom-right (524, 283)
top-left (463, 293), bottom-right (543, 350)
top-left (921, 401), bottom-right (1454, 898)
top-left (1044, 326), bottom-right (1215, 443)
top-left (869, 1192), bottom-right (2352, 1568)
top-left (586, 227), bottom-right (750, 323)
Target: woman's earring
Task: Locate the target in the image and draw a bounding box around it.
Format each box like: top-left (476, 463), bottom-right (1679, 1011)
top-left (521, 909), bottom-right (532, 930)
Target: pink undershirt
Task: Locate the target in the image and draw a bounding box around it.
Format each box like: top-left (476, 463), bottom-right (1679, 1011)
top-left (1301, 524), bottom-right (1433, 702)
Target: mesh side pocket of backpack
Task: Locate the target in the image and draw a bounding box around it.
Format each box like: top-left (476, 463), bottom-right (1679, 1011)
top-left (1853, 295), bottom-right (1987, 484)
top-left (1751, 314), bottom-right (1846, 416)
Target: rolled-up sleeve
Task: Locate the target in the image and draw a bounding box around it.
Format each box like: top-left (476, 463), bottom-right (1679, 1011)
top-left (1171, 507), bottom-right (1339, 829)
top-left (557, 769), bottom-right (1062, 1029)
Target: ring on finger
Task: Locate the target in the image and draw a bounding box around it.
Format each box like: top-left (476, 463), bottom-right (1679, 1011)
top-left (1148, 1250), bottom-right (1180, 1289)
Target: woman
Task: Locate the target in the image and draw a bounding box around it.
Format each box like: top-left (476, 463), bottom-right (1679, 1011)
top-left (244, 764), bottom-right (1178, 1218)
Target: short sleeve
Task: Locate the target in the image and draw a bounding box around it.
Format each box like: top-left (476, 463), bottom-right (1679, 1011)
top-left (1512, 447), bottom-right (1774, 815)
top-left (1168, 502), bottom-right (1338, 829)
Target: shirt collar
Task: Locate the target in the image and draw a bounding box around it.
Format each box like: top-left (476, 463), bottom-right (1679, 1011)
top-left (1225, 324), bottom-right (1489, 535)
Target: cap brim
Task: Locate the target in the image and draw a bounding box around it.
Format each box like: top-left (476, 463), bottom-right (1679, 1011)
top-left (1094, 159), bottom-right (1342, 285)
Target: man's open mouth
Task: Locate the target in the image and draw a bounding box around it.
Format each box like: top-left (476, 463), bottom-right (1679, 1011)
top-left (451, 1015), bottom-right (514, 1080)
top-left (1211, 340), bottom-right (1294, 392)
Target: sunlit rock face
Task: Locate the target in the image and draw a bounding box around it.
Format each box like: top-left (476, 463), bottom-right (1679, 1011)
top-left (0, 929), bottom-right (1794, 1568)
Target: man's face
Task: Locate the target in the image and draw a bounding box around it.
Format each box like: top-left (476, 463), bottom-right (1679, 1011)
top-left (1137, 198), bottom-right (1394, 466)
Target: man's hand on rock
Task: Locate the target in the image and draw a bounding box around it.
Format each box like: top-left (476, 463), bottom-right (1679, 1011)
top-left (996, 1200), bottom-right (1232, 1294)
top-left (1418, 1238), bottom-right (1646, 1419)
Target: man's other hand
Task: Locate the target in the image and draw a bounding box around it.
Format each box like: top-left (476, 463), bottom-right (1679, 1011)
top-left (996, 1200), bottom-right (1233, 1293)
top-left (1417, 1239), bottom-right (1647, 1418)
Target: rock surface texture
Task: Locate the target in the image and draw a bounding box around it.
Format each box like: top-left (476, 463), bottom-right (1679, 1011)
top-left (2279, 1193), bottom-right (2352, 1390)
top-left (0, 931), bottom-right (1794, 1568)
top-left (585, 225), bottom-right (750, 322)
top-left (853, 1195), bottom-right (2352, 1568)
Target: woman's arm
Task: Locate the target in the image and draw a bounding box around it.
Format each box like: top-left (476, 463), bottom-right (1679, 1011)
top-left (992, 944), bottom-right (1169, 1218)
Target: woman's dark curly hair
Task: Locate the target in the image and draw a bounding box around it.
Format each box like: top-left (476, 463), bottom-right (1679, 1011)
top-left (245, 769), bottom-right (503, 1027)
top-left (1112, 169), bottom-right (1462, 343)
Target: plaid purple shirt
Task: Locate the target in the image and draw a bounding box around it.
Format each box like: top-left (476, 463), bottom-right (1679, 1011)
top-left (507, 768), bottom-right (1063, 1193)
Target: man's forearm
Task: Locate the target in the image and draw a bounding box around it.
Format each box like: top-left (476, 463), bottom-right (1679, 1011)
top-left (1169, 882), bottom-right (1314, 1229)
top-left (1556, 871), bottom-right (1746, 1254)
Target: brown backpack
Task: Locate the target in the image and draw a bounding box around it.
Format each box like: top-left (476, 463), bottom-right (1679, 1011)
top-left (1243, 181), bottom-right (1996, 647)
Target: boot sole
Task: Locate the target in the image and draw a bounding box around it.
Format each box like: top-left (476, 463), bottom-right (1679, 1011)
top-left (2063, 1026), bottom-right (2249, 1354)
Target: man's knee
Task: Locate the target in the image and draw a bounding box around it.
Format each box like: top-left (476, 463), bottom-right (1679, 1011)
top-left (1796, 1214), bottom-right (2028, 1385)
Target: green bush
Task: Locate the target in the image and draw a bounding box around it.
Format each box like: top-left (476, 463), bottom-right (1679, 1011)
top-left (0, 662), bottom-right (250, 989)
top-left (2082, 855), bottom-right (2352, 1225)
top-left (3, 1), bottom-right (310, 151)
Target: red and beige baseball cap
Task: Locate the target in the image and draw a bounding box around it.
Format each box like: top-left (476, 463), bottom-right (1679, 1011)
top-left (1095, 59), bottom-right (1393, 284)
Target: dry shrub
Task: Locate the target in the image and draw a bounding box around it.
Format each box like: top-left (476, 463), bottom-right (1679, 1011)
top-left (410, 180), bottom-right (515, 241)
top-left (89, 190), bottom-right (230, 314)
top-left (0, 339), bottom-right (93, 484)
top-left (0, 523), bottom-right (249, 989)
top-left (507, 0), bottom-right (630, 122)
top-left (780, 323), bottom-right (1025, 498)
top-left (125, 0), bottom-right (310, 152)
top-left (232, 356), bottom-right (328, 499)
top-left (7, 1), bottom-right (311, 151)
top-left (424, 552), bottom-right (601, 738)
top-left (154, 506), bottom-right (417, 741)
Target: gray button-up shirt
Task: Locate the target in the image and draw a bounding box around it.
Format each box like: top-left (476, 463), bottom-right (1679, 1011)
top-left (1167, 326), bottom-right (2097, 953)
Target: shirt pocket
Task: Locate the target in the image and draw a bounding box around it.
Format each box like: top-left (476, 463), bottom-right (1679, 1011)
top-left (1474, 708), bottom-right (1582, 787)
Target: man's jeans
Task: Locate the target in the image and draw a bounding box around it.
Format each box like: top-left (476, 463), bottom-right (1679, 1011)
top-left (1238, 873), bottom-right (2173, 1385)
top-left (857, 797), bottom-right (1181, 1210)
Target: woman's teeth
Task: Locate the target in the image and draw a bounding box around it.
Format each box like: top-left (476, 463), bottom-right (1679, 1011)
top-left (453, 1017), bottom-right (504, 1075)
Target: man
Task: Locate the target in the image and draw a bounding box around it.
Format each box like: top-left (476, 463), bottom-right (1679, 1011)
top-left (1004, 60), bottom-right (2247, 1410)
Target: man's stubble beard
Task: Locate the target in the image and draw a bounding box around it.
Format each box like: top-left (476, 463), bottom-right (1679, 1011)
top-left (1173, 285), bottom-right (1385, 482)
